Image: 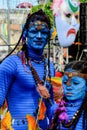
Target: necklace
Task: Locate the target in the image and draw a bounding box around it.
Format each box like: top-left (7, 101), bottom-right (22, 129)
top-left (62, 101), bottom-right (83, 128)
top-left (29, 55), bottom-right (45, 64)
top-left (20, 51), bottom-right (47, 85)
top-left (28, 57), bottom-right (47, 85)
top-left (66, 101), bottom-right (82, 107)
top-left (30, 59), bottom-right (44, 64)
top-left (62, 109), bottom-right (80, 128)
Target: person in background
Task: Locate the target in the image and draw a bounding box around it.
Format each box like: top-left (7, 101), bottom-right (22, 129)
top-left (48, 60), bottom-right (87, 130)
top-left (47, 71), bottom-right (63, 103)
top-left (0, 9), bottom-right (55, 130)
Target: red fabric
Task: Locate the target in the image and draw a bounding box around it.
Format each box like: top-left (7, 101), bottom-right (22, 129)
top-left (55, 71), bottom-right (63, 77)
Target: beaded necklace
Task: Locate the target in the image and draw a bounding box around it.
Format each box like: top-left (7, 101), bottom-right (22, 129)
top-left (28, 57), bottom-right (47, 85)
top-left (20, 51), bottom-right (47, 85)
top-left (47, 100), bottom-right (82, 130)
top-left (61, 100), bottom-right (83, 129)
top-left (62, 109), bottom-right (80, 128)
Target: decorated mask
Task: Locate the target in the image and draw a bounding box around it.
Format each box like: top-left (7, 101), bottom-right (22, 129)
top-left (51, 0), bottom-right (80, 47)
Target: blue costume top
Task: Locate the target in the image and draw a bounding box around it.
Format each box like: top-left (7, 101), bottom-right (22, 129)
top-left (0, 53), bottom-right (55, 130)
top-left (49, 100), bottom-right (83, 130)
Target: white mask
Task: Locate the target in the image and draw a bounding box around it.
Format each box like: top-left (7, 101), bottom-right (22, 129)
top-left (52, 0), bottom-right (80, 47)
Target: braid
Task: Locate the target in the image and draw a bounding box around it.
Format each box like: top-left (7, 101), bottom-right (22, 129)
top-left (47, 38), bottom-right (51, 79)
top-left (82, 93), bottom-right (87, 129)
top-left (28, 59), bottom-right (42, 85)
top-left (71, 105), bottom-right (83, 130)
top-left (0, 9), bottom-right (51, 64)
top-left (22, 42), bottom-right (28, 62)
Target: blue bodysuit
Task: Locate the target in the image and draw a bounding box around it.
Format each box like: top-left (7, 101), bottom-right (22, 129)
top-left (49, 100), bottom-right (83, 130)
top-left (0, 54), bottom-right (55, 130)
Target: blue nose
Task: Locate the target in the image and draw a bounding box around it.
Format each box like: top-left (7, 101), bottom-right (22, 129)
top-left (66, 78), bottom-right (71, 86)
top-left (37, 31), bottom-right (41, 38)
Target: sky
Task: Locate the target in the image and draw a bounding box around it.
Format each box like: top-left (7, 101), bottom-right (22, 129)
top-left (0, 0), bottom-right (38, 9)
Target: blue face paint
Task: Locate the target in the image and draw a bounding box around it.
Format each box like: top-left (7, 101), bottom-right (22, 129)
top-left (62, 70), bottom-right (87, 101)
top-left (27, 21), bottom-right (50, 51)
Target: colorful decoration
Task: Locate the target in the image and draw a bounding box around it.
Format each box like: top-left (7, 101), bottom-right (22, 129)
top-left (38, 99), bottom-right (46, 120)
top-left (51, 0), bottom-right (80, 47)
top-left (26, 115), bottom-right (38, 130)
top-left (46, 77), bottom-right (63, 102)
top-left (46, 76), bottom-right (62, 86)
top-left (26, 99), bottom-right (46, 130)
top-left (56, 100), bottom-right (68, 123)
top-left (1, 111), bottom-right (13, 130)
top-left (48, 100), bottom-right (69, 129)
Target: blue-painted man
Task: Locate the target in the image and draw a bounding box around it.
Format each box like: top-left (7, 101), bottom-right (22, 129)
top-left (0, 9), bottom-right (55, 130)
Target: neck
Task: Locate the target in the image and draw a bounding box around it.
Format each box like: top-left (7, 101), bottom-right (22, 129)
top-left (66, 99), bottom-right (83, 107)
top-left (28, 49), bottom-right (44, 62)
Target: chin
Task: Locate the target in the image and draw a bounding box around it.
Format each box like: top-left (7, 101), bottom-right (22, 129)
top-left (66, 97), bottom-right (84, 101)
top-left (66, 96), bottom-right (76, 101)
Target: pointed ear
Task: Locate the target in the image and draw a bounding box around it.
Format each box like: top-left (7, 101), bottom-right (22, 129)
top-left (50, 28), bottom-right (57, 39)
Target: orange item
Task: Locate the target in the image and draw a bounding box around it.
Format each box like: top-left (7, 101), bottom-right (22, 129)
top-left (26, 115), bottom-right (37, 130)
top-left (1, 111), bottom-right (13, 130)
top-left (38, 100), bottom-right (46, 120)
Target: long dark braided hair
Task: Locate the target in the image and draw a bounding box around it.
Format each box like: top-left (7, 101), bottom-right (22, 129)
top-left (21, 9), bottom-right (51, 82)
top-left (0, 9), bottom-right (52, 82)
top-left (1, 9), bottom-right (51, 61)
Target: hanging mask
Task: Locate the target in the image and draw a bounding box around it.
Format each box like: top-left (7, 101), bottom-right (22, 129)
top-left (51, 0), bottom-right (80, 47)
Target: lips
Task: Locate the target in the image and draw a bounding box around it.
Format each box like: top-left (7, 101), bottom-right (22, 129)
top-left (67, 28), bottom-right (76, 37)
top-left (66, 92), bottom-right (72, 96)
top-left (35, 41), bottom-right (42, 44)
